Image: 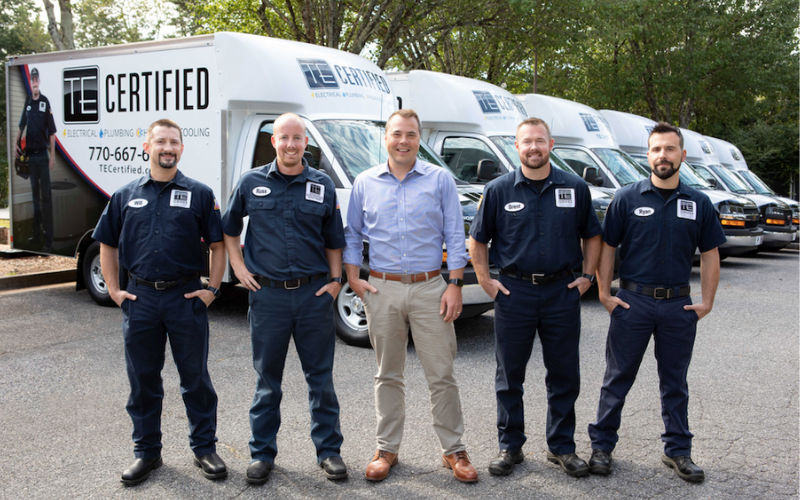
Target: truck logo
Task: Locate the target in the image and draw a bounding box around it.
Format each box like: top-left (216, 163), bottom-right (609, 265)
top-left (63, 66), bottom-right (99, 123)
top-left (580, 113), bottom-right (600, 132)
top-left (128, 198), bottom-right (148, 208)
top-left (298, 59), bottom-right (339, 89)
top-left (634, 207), bottom-right (654, 217)
top-left (473, 91), bottom-right (501, 114)
top-left (253, 186), bottom-right (271, 196)
top-left (504, 202), bottom-right (525, 212)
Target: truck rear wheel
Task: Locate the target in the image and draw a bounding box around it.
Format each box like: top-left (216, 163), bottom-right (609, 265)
top-left (83, 241), bottom-right (115, 307)
top-left (334, 281), bottom-right (371, 347)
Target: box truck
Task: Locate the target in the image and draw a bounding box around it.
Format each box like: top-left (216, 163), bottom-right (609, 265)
top-left (600, 110), bottom-right (764, 256)
top-left (680, 129), bottom-right (795, 250)
top-left (5, 33), bottom-right (490, 346)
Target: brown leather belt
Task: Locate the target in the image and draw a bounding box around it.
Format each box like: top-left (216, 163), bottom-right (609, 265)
top-left (369, 269), bottom-right (441, 284)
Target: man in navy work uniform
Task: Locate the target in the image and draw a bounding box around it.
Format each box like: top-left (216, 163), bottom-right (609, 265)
top-left (94, 119), bottom-right (228, 486)
top-left (587, 122), bottom-right (725, 482)
top-left (222, 113), bottom-right (348, 484)
top-left (345, 109), bottom-right (479, 483)
top-left (469, 117), bottom-right (601, 478)
top-left (15, 67), bottom-right (56, 252)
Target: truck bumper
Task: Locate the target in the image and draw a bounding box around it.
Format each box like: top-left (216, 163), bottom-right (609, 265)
top-left (761, 226), bottom-right (797, 249)
top-left (719, 228), bottom-right (764, 256)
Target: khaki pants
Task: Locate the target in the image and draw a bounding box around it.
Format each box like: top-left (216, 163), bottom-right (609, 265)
top-left (363, 275), bottom-right (466, 455)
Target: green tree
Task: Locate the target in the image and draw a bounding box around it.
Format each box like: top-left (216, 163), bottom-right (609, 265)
top-left (73, 0), bottom-right (171, 47)
top-left (0, 0), bottom-right (52, 207)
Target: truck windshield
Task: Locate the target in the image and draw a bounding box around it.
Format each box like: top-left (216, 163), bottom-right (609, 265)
top-left (314, 119), bottom-right (455, 183)
top-left (489, 136), bottom-right (521, 168)
top-left (679, 163), bottom-right (713, 189)
top-left (591, 148), bottom-right (646, 186)
top-left (737, 170), bottom-right (775, 195)
top-left (710, 165), bottom-right (753, 194)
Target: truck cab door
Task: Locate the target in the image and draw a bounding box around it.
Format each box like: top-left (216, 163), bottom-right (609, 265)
top-left (432, 132), bottom-right (508, 185)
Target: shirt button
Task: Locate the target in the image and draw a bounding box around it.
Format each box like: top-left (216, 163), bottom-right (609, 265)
top-left (540, 232), bottom-right (544, 236)
top-left (155, 231), bottom-right (159, 234)
top-left (403, 253), bottom-right (406, 256)
top-left (154, 250), bottom-right (159, 254)
top-left (156, 212), bottom-right (160, 216)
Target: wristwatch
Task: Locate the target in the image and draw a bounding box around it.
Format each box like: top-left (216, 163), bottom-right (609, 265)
top-left (448, 278), bottom-right (464, 287)
top-left (581, 273), bottom-right (596, 284)
top-left (207, 285), bottom-right (222, 298)
top-left (330, 277), bottom-right (343, 284)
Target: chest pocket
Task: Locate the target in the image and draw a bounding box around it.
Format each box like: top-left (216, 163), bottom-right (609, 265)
top-left (166, 205), bottom-right (201, 239)
top-left (248, 198), bottom-right (277, 232)
top-left (630, 216), bottom-right (658, 245)
top-left (299, 201), bottom-right (326, 218)
top-left (671, 217), bottom-right (700, 255)
top-left (123, 203), bottom-right (153, 237)
top-left (554, 208), bottom-right (579, 237)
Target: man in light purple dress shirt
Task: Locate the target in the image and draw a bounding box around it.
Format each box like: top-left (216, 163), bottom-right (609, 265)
top-left (344, 109), bottom-right (478, 483)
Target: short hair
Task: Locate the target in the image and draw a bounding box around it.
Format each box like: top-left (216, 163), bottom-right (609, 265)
top-left (147, 119), bottom-right (182, 143)
top-left (516, 117), bottom-right (551, 139)
top-left (386, 109), bottom-right (421, 133)
top-left (274, 112), bottom-right (306, 135)
top-left (648, 122), bottom-right (683, 149)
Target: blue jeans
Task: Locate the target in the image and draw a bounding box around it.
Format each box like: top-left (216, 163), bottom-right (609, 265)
top-left (248, 277), bottom-right (342, 464)
top-left (588, 288), bottom-right (698, 457)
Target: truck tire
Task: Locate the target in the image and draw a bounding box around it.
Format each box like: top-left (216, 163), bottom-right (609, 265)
top-left (334, 281), bottom-right (372, 347)
top-left (83, 241), bottom-right (115, 307)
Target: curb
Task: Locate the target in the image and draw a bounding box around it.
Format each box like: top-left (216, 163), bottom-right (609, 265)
top-left (0, 269), bottom-right (76, 291)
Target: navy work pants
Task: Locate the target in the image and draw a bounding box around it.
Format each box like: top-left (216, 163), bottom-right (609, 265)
top-left (28, 151), bottom-right (52, 247)
top-left (248, 277), bottom-right (342, 464)
top-left (122, 277), bottom-right (218, 459)
top-left (494, 274), bottom-right (582, 455)
top-left (588, 288), bottom-right (698, 457)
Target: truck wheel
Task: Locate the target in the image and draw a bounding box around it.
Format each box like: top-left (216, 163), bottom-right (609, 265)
top-left (334, 281), bottom-right (372, 347)
top-left (83, 241), bottom-right (115, 307)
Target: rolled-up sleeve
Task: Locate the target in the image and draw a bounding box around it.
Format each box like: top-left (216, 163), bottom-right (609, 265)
top-left (440, 172), bottom-right (468, 270)
top-left (343, 177), bottom-right (365, 267)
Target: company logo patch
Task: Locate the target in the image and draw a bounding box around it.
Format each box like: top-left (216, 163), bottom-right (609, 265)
top-left (504, 202), bottom-right (525, 212)
top-left (677, 200), bottom-right (696, 220)
top-left (555, 188), bottom-right (575, 208)
top-left (253, 186), bottom-right (271, 197)
top-left (170, 190), bottom-right (192, 209)
top-left (128, 198), bottom-right (148, 208)
top-left (63, 66), bottom-right (99, 123)
top-left (305, 182), bottom-right (325, 203)
top-left (634, 207), bottom-right (655, 217)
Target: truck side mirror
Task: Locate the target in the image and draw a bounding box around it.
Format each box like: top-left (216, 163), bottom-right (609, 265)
top-left (707, 177), bottom-right (718, 188)
top-left (583, 166), bottom-right (603, 186)
top-left (303, 151), bottom-right (314, 167)
top-left (477, 159), bottom-right (498, 181)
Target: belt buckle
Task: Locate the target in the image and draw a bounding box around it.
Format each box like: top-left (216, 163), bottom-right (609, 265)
top-left (154, 281), bottom-right (168, 291)
top-left (531, 273), bottom-right (545, 285)
top-left (653, 287), bottom-right (672, 299)
top-left (400, 274), bottom-right (413, 284)
top-left (284, 279), bottom-right (301, 290)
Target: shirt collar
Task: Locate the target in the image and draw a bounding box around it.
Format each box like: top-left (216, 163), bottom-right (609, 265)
top-left (139, 169), bottom-right (188, 188)
top-left (513, 163), bottom-right (565, 188)
top-left (377, 158), bottom-right (425, 179)
top-left (640, 176), bottom-right (685, 196)
top-left (265, 158), bottom-right (312, 183)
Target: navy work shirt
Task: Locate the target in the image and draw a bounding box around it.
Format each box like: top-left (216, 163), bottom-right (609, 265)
top-left (93, 170), bottom-right (223, 281)
top-left (470, 166), bottom-right (602, 275)
top-left (603, 177), bottom-right (726, 287)
top-left (19, 94), bottom-right (57, 152)
top-left (221, 160), bottom-right (345, 281)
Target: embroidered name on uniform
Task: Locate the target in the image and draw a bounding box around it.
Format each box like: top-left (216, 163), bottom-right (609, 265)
top-left (504, 202), bottom-right (524, 212)
top-left (677, 200), bottom-right (696, 220)
top-left (170, 190), bottom-right (192, 208)
top-left (306, 182), bottom-right (325, 203)
top-left (253, 186), bottom-right (271, 196)
top-left (635, 207), bottom-right (655, 217)
top-left (128, 198), bottom-right (148, 208)
top-left (555, 188), bottom-right (575, 208)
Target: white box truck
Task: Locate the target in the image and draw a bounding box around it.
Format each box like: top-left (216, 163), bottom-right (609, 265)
top-left (600, 110), bottom-right (764, 256)
top-left (680, 129), bottom-right (795, 250)
top-left (5, 32), bottom-right (490, 346)
top-left (704, 135), bottom-right (799, 228)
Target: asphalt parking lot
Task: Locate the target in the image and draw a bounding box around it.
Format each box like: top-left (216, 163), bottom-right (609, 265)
top-left (0, 248), bottom-right (797, 499)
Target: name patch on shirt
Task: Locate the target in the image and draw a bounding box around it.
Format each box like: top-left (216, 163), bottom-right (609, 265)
top-left (305, 182), bottom-right (325, 203)
top-left (504, 202), bottom-right (525, 212)
top-left (555, 188), bottom-right (575, 208)
top-left (677, 200), bottom-right (697, 220)
top-left (253, 186), bottom-right (271, 197)
top-left (39, 101), bottom-right (46, 112)
top-left (635, 207), bottom-right (655, 217)
top-left (170, 190), bottom-right (192, 209)
top-left (128, 198), bottom-right (148, 208)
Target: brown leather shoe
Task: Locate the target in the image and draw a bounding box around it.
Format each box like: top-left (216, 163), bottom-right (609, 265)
top-left (365, 450), bottom-right (398, 481)
top-left (442, 450), bottom-right (479, 483)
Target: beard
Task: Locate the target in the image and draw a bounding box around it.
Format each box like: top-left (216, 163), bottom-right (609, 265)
top-left (652, 160), bottom-right (679, 180)
top-left (158, 154), bottom-right (177, 169)
top-left (521, 151), bottom-right (550, 170)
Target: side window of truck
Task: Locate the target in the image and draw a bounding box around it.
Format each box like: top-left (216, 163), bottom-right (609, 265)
top-left (252, 121), bottom-right (326, 172)
top-left (441, 137), bottom-right (500, 183)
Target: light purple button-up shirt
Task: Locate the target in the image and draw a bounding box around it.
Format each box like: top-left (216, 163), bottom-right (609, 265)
top-left (344, 159), bottom-right (468, 274)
